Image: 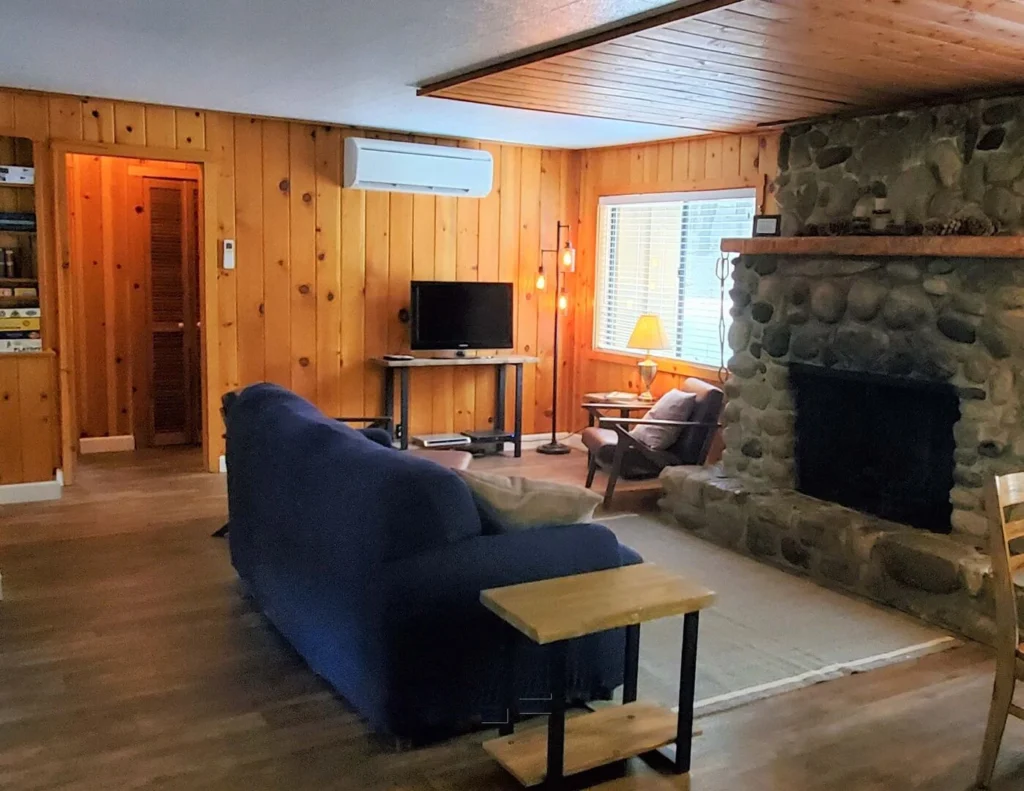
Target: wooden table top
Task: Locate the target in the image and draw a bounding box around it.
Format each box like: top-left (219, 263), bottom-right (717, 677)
top-left (481, 563), bottom-right (715, 645)
top-left (582, 400), bottom-right (652, 411)
top-left (370, 355), bottom-right (538, 368)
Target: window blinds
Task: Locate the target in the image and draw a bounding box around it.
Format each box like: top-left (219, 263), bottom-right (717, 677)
top-left (594, 190), bottom-right (755, 368)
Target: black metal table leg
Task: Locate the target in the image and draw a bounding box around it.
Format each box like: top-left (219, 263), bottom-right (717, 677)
top-left (513, 363), bottom-right (524, 458)
top-left (623, 624), bottom-right (640, 704)
top-left (382, 369), bottom-right (395, 428)
top-left (494, 365), bottom-right (507, 436)
top-left (399, 368), bottom-right (410, 450)
top-left (499, 626), bottom-right (518, 736)
top-left (546, 641), bottom-right (568, 787)
top-left (675, 612), bottom-right (699, 774)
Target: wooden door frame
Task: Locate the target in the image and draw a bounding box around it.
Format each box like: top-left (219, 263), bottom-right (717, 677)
top-left (51, 141), bottom-right (220, 479)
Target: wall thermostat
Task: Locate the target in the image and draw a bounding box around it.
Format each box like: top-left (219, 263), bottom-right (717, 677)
top-left (222, 239), bottom-right (235, 270)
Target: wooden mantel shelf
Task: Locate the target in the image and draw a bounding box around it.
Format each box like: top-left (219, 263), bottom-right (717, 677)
top-left (721, 236), bottom-right (1024, 258)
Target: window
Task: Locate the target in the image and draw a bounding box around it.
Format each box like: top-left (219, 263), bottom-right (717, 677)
top-left (594, 189), bottom-right (755, 368)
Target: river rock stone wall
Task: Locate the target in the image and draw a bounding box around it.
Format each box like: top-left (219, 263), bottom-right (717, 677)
top-left (721, 253), bottom-right (1024, 540)
top-left (658, 465), bottom-right (997, 641)
top-left (776, 94), bottom-right (1024, 235)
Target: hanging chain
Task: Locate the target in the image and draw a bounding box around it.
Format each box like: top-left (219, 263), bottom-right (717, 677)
top-left (716, 253), bottom-right (730, 384)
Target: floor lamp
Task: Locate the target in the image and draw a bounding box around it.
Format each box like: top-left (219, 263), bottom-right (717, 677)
top-left (536, 221), bottom-right (575, 456)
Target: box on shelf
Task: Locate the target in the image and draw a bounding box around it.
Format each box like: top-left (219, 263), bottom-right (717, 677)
top-left (0, 316), bottom-right (40, 331)
top-left (0, 307), bottom-right (40, 318)
top-left (0, 166), bottom-right (34, 185)
top-left (0, 212), bottom-right (36, 231)
top-left (0, 338), bottom-right (42, 352)
top-left (13, 287), bottom-right (36, 298)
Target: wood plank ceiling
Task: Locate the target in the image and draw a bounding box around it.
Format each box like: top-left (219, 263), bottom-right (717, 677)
top-left (421, 0), bottom-right (1024, 136)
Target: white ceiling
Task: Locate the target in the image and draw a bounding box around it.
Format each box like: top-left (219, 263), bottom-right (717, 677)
top-left (0, 0), bottom-right (695, 149)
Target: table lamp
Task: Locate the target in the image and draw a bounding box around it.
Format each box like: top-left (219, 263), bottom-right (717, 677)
top-left (627, 314), bottom-right (669, 401)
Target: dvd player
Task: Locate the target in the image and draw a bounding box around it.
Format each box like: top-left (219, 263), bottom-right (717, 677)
top-left (411, 433), bottom-right (472, 448)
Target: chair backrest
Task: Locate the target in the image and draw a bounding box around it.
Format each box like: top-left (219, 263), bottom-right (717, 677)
top-left (987, 472), bottom-right (1024, 658)
top-left (669, 377), bottom-right (725, 464)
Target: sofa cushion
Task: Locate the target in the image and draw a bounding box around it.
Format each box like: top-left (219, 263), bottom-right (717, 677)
top-left (629, 390), bottom-right (696, 450)
top-left (458, 470), bottom-right (602, 528)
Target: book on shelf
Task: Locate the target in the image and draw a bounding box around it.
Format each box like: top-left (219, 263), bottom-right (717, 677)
top-left (0, 331), bottom-right (40, 339)
top-left (0, 212), bottom-right (36, 231)
top-left (0, 307), bottom-right (40, 318)
top-left (0, 338), bottom-right (41, 352)
top-left (584, 391), bottom-right (643, 404)
top-left (0, 316), bottom-right (40, 331)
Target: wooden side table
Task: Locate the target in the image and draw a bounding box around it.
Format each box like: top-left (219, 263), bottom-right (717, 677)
top-left (582, 395), bottom-right (652, 428)
top-left (480, 563), bottom-right (715, 789)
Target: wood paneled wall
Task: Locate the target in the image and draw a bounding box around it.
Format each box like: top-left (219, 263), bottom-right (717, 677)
top-left (570, 132), bottom-right (780, 429)
top-left (0, 351), bottom-right (58, 483)
top-left (0, 87), bottom-right (581, 474)
top-left (66, 155), bottom-right (201, 442)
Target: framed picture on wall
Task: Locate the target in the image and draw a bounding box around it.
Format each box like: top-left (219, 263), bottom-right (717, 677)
top-left (752, 214), bottom-right (782, 237)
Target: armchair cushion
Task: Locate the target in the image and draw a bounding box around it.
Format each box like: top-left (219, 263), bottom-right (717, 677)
top-left (629, 390), bottom-right (696, 450)
top-left (581, 426), bottom-right (663, 479)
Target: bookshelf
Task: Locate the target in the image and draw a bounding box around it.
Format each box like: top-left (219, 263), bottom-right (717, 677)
top-left (0, 134), bottom-right (39, 353)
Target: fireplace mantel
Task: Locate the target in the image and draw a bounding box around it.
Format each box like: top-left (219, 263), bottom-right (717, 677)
top-left (721, 236), bottom-right (1024, 258)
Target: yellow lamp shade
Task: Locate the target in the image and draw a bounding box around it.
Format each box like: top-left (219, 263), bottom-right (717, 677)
top-left (627, 314), bottom-right (669, 351)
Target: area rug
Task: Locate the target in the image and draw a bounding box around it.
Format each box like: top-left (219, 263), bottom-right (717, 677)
top-left (601, 513), bottom-right (959, 716)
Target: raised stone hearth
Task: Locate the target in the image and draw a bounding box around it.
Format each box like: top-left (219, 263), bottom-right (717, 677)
top-left (659, 465), bottom-right (998, 640)
top-left (658, 251), bottom-right (1024, 640)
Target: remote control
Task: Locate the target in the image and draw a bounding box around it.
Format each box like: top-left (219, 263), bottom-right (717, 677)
top-left (382, 354), bottom-right (415, 361)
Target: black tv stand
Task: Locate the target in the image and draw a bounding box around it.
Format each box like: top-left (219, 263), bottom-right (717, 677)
top-left (370, 355), bottom-right (539, 457)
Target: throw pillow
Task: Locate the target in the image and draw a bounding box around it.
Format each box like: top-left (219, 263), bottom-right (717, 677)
top-left (629, 390), bottom-right (696, 451)
top-left (457, 470), bottom-right (602, 529)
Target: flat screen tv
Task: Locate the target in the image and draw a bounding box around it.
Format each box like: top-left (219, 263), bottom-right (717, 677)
top-left (410, 281), bottom-right (514, 351)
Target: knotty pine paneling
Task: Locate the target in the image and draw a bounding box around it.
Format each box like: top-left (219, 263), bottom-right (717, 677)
top-left (0, 352), bottom-right (58, 483)
top-left (3, 87), bottom-right (581, 474)
top-left (570, 132), bottom-right (780, 431)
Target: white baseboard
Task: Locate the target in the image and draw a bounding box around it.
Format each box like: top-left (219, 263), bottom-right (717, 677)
top-left (0, 478), bottom-right (62, 504)
top-left (80, 435), bottom-right (136, 454)
top-left (219, 454), bottom-right (227, 473)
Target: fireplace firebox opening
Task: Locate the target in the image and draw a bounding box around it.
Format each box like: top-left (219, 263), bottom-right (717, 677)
top-left (790, 363), bottom-right (960, 534)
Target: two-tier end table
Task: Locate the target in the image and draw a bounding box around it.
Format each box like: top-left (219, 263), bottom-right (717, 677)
top-left (480, 563), bottom-right (715, 789)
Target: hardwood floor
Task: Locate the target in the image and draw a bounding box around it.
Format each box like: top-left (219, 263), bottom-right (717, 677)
top-left (2, 447), bottom-right (1024, 790)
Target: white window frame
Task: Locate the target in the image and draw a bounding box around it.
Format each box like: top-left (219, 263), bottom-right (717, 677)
top-left (593, 187), bottom-right (756, 369)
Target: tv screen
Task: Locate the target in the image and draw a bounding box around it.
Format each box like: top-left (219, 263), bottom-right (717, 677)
top-left (411, 281), bottom-right (514, 351)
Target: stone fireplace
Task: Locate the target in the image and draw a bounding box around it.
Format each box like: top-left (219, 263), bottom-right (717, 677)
top-left (655, 237), bottom-right (1024, 639)
top-left (659, 92), bottom-right (1024, 641)
top-left (660, 246), bottom-right (1024, 641)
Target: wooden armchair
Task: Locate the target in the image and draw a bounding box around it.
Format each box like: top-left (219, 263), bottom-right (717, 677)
top-left (977, 472), bottom-right (1024, 788)
top-left (581, 378), bottom-right (724, 508)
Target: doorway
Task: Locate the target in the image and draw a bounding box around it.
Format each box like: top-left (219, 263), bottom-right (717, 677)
top-left (65, 156), bottom-right (203, 454)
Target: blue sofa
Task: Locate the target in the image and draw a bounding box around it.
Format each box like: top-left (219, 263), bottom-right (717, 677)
top-left (223, 383), bottom-right (643, 740)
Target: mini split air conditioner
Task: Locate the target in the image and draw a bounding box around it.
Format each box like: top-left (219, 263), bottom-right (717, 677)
top-left (343, 137), bottom-right (493, 198)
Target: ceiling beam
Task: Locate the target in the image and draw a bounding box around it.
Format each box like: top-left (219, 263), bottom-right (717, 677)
top-left (418, 0), bottom-right (745, 96)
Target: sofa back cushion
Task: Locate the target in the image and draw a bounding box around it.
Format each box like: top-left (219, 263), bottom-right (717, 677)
top-left (224, 384), bottom-right (483, 567)
top-left (458, 470), bottom-right (602, 529)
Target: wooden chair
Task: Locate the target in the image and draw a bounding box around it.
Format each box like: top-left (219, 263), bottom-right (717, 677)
top-left (581, 378), bottom-right (724, 508)
top-left (977, 472), bottom-right (1024, 788)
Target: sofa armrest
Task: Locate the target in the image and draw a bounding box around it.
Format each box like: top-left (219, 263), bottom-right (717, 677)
top-left (382, 523), bottom-right (630, 622)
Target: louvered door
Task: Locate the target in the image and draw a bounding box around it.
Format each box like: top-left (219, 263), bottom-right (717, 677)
top-left (144, 178), bottom-right (200, 446)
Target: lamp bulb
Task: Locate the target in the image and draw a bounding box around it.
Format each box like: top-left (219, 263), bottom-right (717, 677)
top-left (536, 272), bottom-right (546, 290)
top-left (558, 293), bottom-right (568, 311)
